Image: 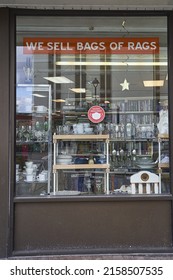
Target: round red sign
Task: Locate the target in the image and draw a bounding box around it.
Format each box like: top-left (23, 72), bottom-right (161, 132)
top-left (88, 105), bottom-right (105, 123)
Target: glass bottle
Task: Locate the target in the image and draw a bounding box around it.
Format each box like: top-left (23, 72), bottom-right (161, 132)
top-left (126, 121), bottom-right (132, 139)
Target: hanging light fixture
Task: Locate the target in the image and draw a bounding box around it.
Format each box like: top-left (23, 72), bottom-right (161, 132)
top-left (91, 78), bottom-right (99, 103)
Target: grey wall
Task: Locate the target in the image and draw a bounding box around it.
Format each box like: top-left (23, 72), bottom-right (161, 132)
top-left (0, 0), bottom-right (173, 10)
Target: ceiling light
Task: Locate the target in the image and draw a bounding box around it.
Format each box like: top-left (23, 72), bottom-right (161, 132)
top-left (69, 88), bottom-right (86, 93)
top-left (143, 80), bottom-right (164, 87)
top-left (33, 93), bottom-right (46, 98)
top-left (52, 99), bottom-right (66, 102)
top-left (44, 76), bottom-right (74, 83)
top-left (56, 61), bottom-right (167, 66)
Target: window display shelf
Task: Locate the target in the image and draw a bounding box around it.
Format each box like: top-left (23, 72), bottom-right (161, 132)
top-left (53, 134), bottom-right (109, 141)
top-left (158, 163), bottom-right (169, 168)
top-left (16, 84), bottom-right (52, 195)
top-left (53, 164), bottom-right (109, 170)
top-left (53, 133), bottom-right (110, 195)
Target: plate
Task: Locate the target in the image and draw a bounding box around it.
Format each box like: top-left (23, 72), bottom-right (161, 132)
top-left (137, 163), bottom-right (157, 169)
top-left (50, 190), bottom-right (81, 196)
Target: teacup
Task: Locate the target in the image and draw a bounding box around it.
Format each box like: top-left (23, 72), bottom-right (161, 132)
top-left (25, 161), bottom-right (33, 168)
top-left (37, 173), bottom-right (46, 182)
top-left (26, 174), bottom-right (35, 182)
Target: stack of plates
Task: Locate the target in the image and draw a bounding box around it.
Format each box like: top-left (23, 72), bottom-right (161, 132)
top-left (136, 156), bottom-right (157, 169)
top-left (57, 155), bottom-right (72, 164)
top-left (136, 162), bottom-right (157, 169)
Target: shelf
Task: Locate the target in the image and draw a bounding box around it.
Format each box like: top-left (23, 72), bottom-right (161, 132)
top-left (109, 138), bottom-right (157, 142)
top-left (158, 134), bottom-right (169, 139)
top-left (158, 163), bottom-right (169, 168)
top-left (53, 163), bottom-right (109, 170)
top-left (53, 134), bottom-right (109, 141)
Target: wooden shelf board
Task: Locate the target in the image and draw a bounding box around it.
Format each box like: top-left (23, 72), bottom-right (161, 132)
top-left (53, 134), bottom-right (109, 141)
top-left (158, 134), bottom-right (169, 139)
top-left (158, 163), bottom-right (169, 168)
top-left (53, 164), bottom-right (109, 170)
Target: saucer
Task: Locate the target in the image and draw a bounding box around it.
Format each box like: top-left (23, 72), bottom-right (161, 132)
top-left (24, 179), bottom-right (35, 183)
top-left (37, 179), bottom-right (47, 183)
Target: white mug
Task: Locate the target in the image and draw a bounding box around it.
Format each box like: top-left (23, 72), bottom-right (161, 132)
top-left (37, 173), bottom-right (46, 182)
top-left (26, 174), bottom-right (35, 182)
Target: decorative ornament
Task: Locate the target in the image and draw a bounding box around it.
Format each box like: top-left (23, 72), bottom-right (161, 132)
top-left (120, 79), bottom-right (130, 91)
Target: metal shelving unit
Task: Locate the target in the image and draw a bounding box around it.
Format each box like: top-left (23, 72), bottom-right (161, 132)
top-left (53, 134), bottom-right (110, 195)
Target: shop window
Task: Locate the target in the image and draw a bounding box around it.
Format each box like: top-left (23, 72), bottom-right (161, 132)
top-left (15, 15), bottom-right (169, 196)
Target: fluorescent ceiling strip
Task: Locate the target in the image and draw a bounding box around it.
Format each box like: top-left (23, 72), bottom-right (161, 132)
top-left (143, 80), bottom-right (164, 87)
top-left (56, 61), bottom-right (167, 66)
top-left (52, 99), bottom-right (66, 102)
top-left (32, 93), bottom-right (47, 97)
top-left (69, 88), bottom-right (86, 93)
top-left (44, 76), bottom-right (74, 83)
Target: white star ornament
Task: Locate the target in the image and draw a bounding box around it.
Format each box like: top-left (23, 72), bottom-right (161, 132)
top-left (120, 79), bottom-right (130, 91)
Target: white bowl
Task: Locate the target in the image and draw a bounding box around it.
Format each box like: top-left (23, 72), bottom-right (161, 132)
top-left (137, 162), bottom-right (157, 169)
top-left (136, 156), bottom-right (153, 164)
top-left (85, 127), bottom-right (93, 133)
top-left (57, 159), bottom-right (72, 164)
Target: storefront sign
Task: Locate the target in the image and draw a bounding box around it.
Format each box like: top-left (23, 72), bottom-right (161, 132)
top-left (23, 37), bottom-right (159, 54)
top-left (88, 106), bottom-right (105, 123)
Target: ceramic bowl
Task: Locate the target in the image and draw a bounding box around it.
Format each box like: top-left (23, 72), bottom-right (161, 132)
top-left (136, 156), bottom-right (153, 164)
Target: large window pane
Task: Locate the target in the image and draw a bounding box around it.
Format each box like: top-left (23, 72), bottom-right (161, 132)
top-left (16, 16), bottom-right (169, 196)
